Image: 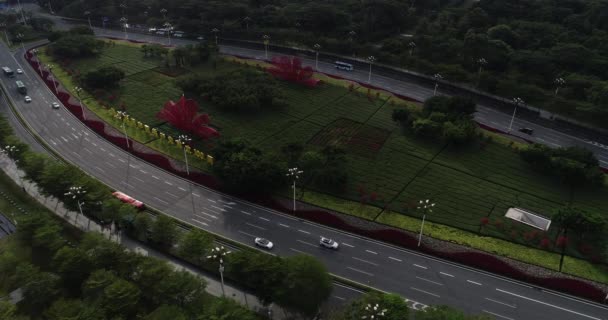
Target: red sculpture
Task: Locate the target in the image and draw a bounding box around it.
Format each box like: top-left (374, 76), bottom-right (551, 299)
top-left (156, 95), bottom-right (220, 139)
top-left (267, 56), bottom-right (320, 87)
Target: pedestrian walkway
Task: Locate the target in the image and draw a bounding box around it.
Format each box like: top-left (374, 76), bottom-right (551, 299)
top-left (0, 154), bottom-right (287, 319)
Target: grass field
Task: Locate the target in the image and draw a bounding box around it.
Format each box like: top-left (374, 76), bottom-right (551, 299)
top-left (41, 41), bottom-right (608, 283)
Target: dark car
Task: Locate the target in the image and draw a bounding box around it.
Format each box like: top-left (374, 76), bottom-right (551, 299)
top-left (518, 127), bottom-right (534, 135)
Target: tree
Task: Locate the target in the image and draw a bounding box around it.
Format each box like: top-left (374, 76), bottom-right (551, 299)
top-left (83, 66), bottom-right (125, 89)
top-left (49, 34), bottom-right (103, 58)
top-left (414, 305), bottom-right (491, 319)
top-left (0, 300), bottom-right (16, 319)
top-left (442, 120), bottom-right (477, 145)
top-left (20, 151), bottom-right (51, 183)
top-left (145, 305), bottom-right (188, 320)
top-left (101, 278), bottom-right (141, 318)
top-left (132, 212), bottom-right (153, 241)
top-left (280, 142), bottom-right (304, 166)
top-left (412, 118), bottom-right (442, 138)
top-left (275, 255), bottom-right (332, 316)
top-left (150, 215), bottom-right (179, 247)
top-left (38, 161), bottom-right (78, 199)
top-left (342, 292), bottom-right (409, 320)
top-left (15, 263), bottom-right (61, 313)
top-left (80, 233), bottom-right (139, 278)
top-left (178, 229), bottom-right (214, 265)
top-left (202, 298), bottom-right (259, 320)
top-left (227, 251), bottom-right (287, 304)
top-left (392, 109), bottom-right (411, 126)
top-left (156, 270), bottom-right (207, 307)
top-left (52, 246), bottom-right (93, 292)
top-left (45, 299), bottom-right (104, 320)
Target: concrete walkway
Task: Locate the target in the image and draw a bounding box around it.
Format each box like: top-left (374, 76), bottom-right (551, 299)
top-left (0, 154), bottom-right (287, 319)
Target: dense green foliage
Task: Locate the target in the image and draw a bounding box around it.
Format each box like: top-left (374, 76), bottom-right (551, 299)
top-left (83, 66), bottom-right (126, 89)
top-left (48, 33), bottom-right (104, 59)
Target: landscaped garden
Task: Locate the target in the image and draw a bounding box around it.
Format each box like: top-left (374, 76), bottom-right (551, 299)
top-left (34, 34), bottom-right (608, 286)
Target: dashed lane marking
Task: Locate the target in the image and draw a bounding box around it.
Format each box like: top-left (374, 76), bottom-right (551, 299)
top-left (259, 217), bottom-right (270, 222)
top-left (410, 287), bottom-right (440, 298)
top-left (165, 192), bottom-right (179, 198)
top-left (388, 256), bottom-right (402, 262)
top-left (496, 288), bottom-right (601, 320)
top-left (105, 162), bottom-right (116, 168)
top-left (191, 218), bottom-right (208, 227)
top-left (347, 267), bottom-right (374, 277)
top-left (416, 276), bottom-right (443, 286)
top-left (245, 222), bottom-right (266, 230)
top-left (279, 223), bottom-right (289, 228)
top-left (241, 210), bottom-right (252, 216)
top-left (238, 230), bottom-right (256, 238)
top-left (365, 250), bottom-right (378, 255)
top-left (178, 187), bottom-right (187, 191)
top-left (153, 197), bottom-right (169, 205)
top-left (481, 310), bottom-right (514, 320)
top-left (342, 242), bottom-right (355, 248)
top-left (296, 240), bottom-right (317, 247)
top-left (164, 181), bottom-right (173, 186)
top-left (352, 257), bottom-right (379, 266)
top-left (152, 176), bottom-right (160, 180)
top-left (298, 229), bottom-right (311, 235)
top-left (211, 205), bottom-right (226, 212)
top-left (440, 272), bottom-right (454, 278)
top-left (413, 264), bottom-right (428, 270)
top-left (485, 297), bottom-right (516, 309)
top-left (200, 211), bottom-right (218, 219)
top-left (467, 280), bottom-right (482, 286)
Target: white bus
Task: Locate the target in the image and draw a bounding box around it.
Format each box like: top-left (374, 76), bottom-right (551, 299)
top-left (2, 67), bottom-right (14, 77)
top-left (334, 61), bottom-right (354, 71)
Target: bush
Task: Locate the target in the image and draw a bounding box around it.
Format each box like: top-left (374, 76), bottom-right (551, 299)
top-left (48, 34), bottom-right (103, 59)
top-left (83, 66), bottom-right (125, 89)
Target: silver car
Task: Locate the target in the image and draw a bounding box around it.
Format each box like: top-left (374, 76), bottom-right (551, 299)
top-left (254, 237), bottom-right (273, 250)
top-left (320, 237), bottom-right (339, 249)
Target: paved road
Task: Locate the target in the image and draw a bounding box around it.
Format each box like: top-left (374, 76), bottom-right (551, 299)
top-left (1, 36), bottom-right (607, 319)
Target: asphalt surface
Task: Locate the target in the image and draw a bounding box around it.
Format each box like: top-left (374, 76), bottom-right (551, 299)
top-left (1, 33), bottom-right (607, 320)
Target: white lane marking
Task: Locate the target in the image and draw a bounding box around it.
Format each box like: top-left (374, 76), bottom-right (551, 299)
top-left (153, 197), bottom-right (169, 205)
top-left (365, 250), bottom-right (378, 255)
top-left (482, 310), bottom-right (514, 320)
top-left (100, 147), bottom-right (106, 152)
top-left (164, 181), bottom-right (173, 186)
top-left (133, 177), bottom-right (144, 183)
top-left (91, 142), bottom-right (97, 147)
top-left (50, 140), bottom-right (57, 145)
top-left (485, 297), bottom-right (517, 309)
top-left (297, 240), bottom-right (317, 247)
top-left (298, 229), bottom-right (311, 235)
top-left (279, 223), bottom-right (290, 228)
top-left (118, 158), bottom-right (126, 163)
top-left (333, 282), bottom-right (366, 294)
top-left (342, 242), bottom-right (355, 248)
top-left (152, 175), bottom-right (160, 180)
top-left (94, 166), bottom-right (105, 173)
top-left (192, 218), bottom-right (208, 227)
top-left (139, 169), bottom-right (147, 174)
top-left (83, 148), bottom-right (93, 154)
top-left (416, 276), bottom-right (444, 286)
top-left (211, 205), bottom-right (226, 212)
top-left (290, 248), bottom-right (309, 255)
top-left (440, 272), bottom-right (455, 278)
top-left (129, 164), bottom-right (137, 168)
top-left (352, 257), bottom-right (379, 266)
top-left (207, 199), bottom-right (217, 203)
top-left (105, 162), bottom-right (116, 168)
top-left (178, 187), bottom-right (187, 191)
top-left (388, 256), bottom-right (402, 262)
top-left (333, 296), bottom-right (346, 301)
top-left (165, 191), bottom-right (179, 198)
top-left (109, 153), bottom-right (115, 157)
top-left (241, 210), bottom-right (252, 216)
top-left (410, 287), bottom-right (440, 298)
top-left (200, 211), bottom-right (218, 219)
top-left (238, 230), bottom-right (256, 237)
top-left (259, 217), bottom-right (270, 222)
top-left (71, 151), bottom-right (81, 158)
top-left (413, 264), bottom-right (428, 270)
top-left (71, 133), bottom-right (78, 139)
top-left (61, 136), bottom-right (68, 142)
top-left (467, 280), bottom-right (482, 286)
top-left (192, 193), bottom-right (200, 197)
top-left (496, 288), bottom-right (602, 320)
top-left (347, 267), bottom-right (374, 277)
top-left (193, 215), bottom-right (211, 222)
top-left (245, 222), bottom-right (266, 230)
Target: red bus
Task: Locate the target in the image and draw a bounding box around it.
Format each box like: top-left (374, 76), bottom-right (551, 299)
top-left (112, 191), bottom-right (145, 210)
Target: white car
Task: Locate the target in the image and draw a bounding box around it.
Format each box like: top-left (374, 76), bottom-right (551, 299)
top-left (320, 237), bottom-right (339, 249)
top-left (16, 68), bottom-right (23, 74)
top-left (24, 96), bottom-right (31, 103)
top-left (254, 237), bottom-right (273, 250)
top-left (148, 27), bottom-right (157, 32)
top-left (51, 102), bottom-right (60, 109)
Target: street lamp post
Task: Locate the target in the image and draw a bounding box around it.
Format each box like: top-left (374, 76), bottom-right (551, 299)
top-left (74, 86), bottom-right (85, 121)
top-left (362, 303), bottom-right (387, 319)
top-left (120, 17), bottom-right (128, 39)
top-left (244, 16), bottom-right (251, 31)
top-left (115, 111), bottom-right (132, 188)
top-left (178, 134), bottom-right (196, 217)
top-left (0, 23), bottom-right (11, 46)
top-left (16, 33), bottom-right (25, 51)
top-left (476, 57), bottom-right (487, 88)
top-left (286, 167), bottom-right (303, 211)
top-left (119, 2), bottom-right (127, 16)
top-left (160, 8), bottom-right (167, 20)
top-left (433, 73), bottom-right (443, 96)
top-left (313, 43), bottom-right (321, 70)
top-left (16, 0), bottom-right (26, 25)
top-left (367, 55), bottom-right (375, 83)
top-left (207, 246), bottom-right (231, 296)
top-left (262, 34), bottom-right (270, 60)
top-left (554, 77), bottom-right (566, 96)
top-left (508, 97), bottom-right (525, 132)
top-left (211, 28), bottom-right (219, 46)
top-left (408, 41), bottom-right (416, 56)
top-left (46, 64), bottom-right (58, 94)
top-left (84, 11), bottom-right (92, 29)
top-left (64, 186), bottom-right (86, 226)
top-left (417, 199), bottom-right (435, 247)
top-left (348, 30), bottom-right (356, 56)
top-left (163, 22), bottom-right (172, 45)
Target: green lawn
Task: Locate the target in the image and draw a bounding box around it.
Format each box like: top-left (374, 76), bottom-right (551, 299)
top-left (41, 42), bottom-right (608, 283)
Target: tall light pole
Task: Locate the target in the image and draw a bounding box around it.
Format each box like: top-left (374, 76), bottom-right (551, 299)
top-left (313, 43), bottom-right (321, 70)
top-left (508, 97), bottom-right (525, 132)
top-left (262, 34), bottom-right (270, 59)
top-left (0, 23), bottom-right (11, 46)
top-left (120, 17), bottom-right (128, 39)
top-left (476, 57), bottom-right (487, 88)
top-left (160, 8), bottom-right (167, 20)
top-left (207, 246), bottom-right (231, 296)
top-left (362, 303), bottom-right (387, 319)
top-left (212, 28), bottom-right (219, 46)
top-left (64, 186), bottom-right (86, 225)
top-left (408, 41), bottom-right (416, 56)
top-left (433, 73), bottom-right (443, 96)
top-left (47, 64), bottom-right (58, 94)
top-left (16, 33), bottom-right (25, 51)
top-left (417, 199), bottom-right (435, 247)
top-left (74, 86), bottom-right (85, 121)
top-left (244, 16), bottom-right (251, 31)
top-left (163, 22), bottom-right (172, 45)
top-left (84, 11), bottom-right (92, 29)
top-left (119, 2), bottom-right (127, 16)
top-left (367, 56), bottom-right (375, 83)
top-left (31, 49), bottom-right (42, 74)
top-left (554, 77), bottom-right (566, 96)
top-left (286, 167), bottom-right (303, 211)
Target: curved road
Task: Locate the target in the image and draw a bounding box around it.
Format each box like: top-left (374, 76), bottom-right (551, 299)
top-left (1, 25), bottom-right (608, 320)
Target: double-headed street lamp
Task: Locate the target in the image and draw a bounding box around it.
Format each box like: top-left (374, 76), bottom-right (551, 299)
top-left (211, 28), bottom-right (219, 46)
top-left (408, 41), bottom-right (416, 56)
top-left (207, 246), bottom-right (231, 296)
top-left (119, 2), bottom-right (127, 16)
top-left (163, 22), bottom-right (172, 45)
top-left (120, 17), bottom-right (128, 39)
top-left (313, 43), bottom-right (321, 70)
top-left (64, 186), bottom-right (86, 225)
top-left (433, 73), bottom-right (443, 96)
top-left (508, 97), bottom-right (525, 132)
top-left (178, 134), bottom-right (192, 175)
top-left (74, 86), bottom-right (85, 121)
top-left (46, 64), bottom-right (59, 94)
top-left (262, 34), bottom-right (270, 59)
top-left (362, 303), bottom-right (387, 319)
top-left (367, 56), bottom-right (376, 84)
top-left (84, 11), bottom-right (92, 29)
top-left (286, 167), bottom-right (303, 211)
top-left (554, 77), bottom-right (566, 96)
top-left (417, 199), bottom-right (435, 247)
